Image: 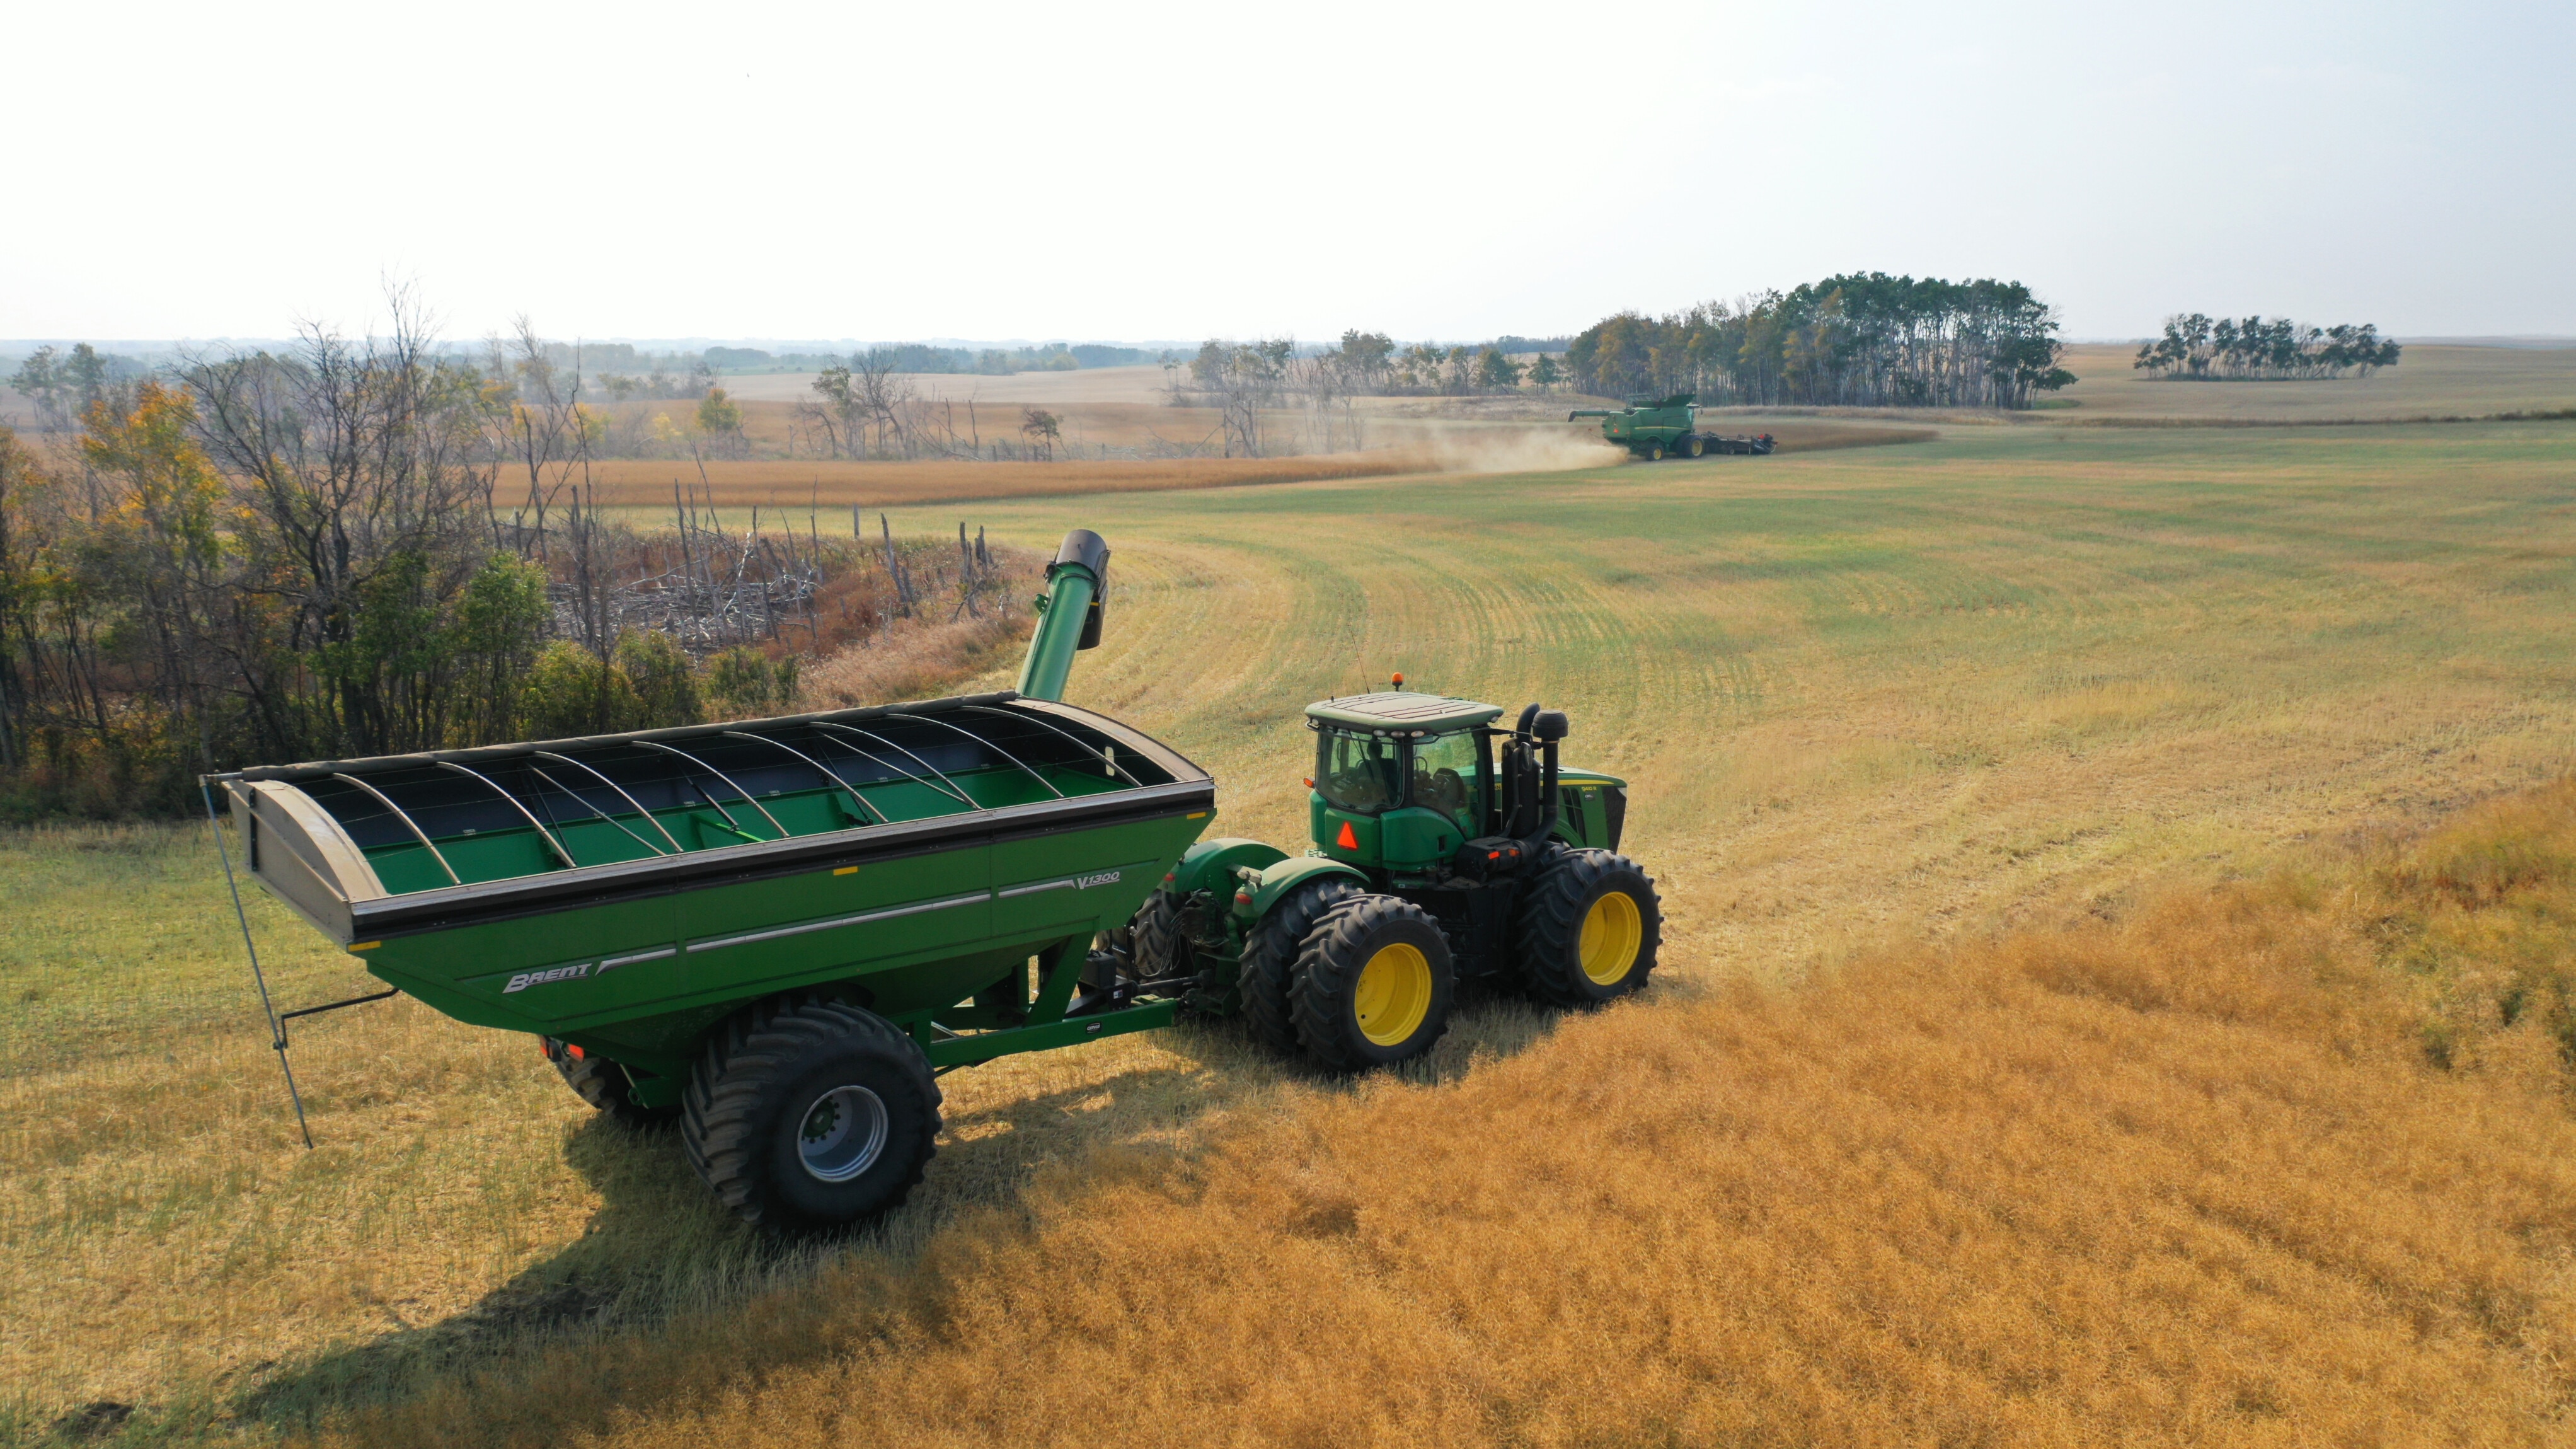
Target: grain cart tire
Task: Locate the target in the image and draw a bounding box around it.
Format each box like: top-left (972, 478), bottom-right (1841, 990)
top-left (682, 998), bottom-right (942, 1232)
top-left (1684, 436), bottom-right (1705, 458)
top-left (555, 1052), bottom-right (679, 1128)
top-left (1239, 877), bottom-right (1362, 1053)
top-left (1512, 848), bottom-right (1662, 1007)
top-left (1289, 895), bottom-right (1455, 1071)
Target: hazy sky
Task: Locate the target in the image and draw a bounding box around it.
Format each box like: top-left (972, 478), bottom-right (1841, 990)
top-left (8, 0), bottom-right (2569, 344)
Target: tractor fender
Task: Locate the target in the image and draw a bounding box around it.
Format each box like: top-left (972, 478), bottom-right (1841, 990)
top-left (1160, 837), bottom-right (1289, 899)
top-left (1244, 855), bottom-right (1371, 921)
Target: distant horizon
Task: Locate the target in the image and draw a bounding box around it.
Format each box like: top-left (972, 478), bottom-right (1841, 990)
top-left (8, 334), bottom-right (2575, 362)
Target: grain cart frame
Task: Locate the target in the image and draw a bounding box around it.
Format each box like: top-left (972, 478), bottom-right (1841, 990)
top-left (1570, 393), bottom-right (1776, 461)
top-left (210, 530), bottom-right (1220, 1228)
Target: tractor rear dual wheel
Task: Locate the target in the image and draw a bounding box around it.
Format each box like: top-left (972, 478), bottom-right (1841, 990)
top-left (682, 997), bottom-right (942, 1232)
top-left (1289, 895), bottom-right (1455, 1071)
top-left (1513, 848), bottom-right (1662, 1007)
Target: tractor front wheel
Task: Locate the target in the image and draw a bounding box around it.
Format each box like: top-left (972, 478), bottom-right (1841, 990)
top-left (1512, 848), bottom-right (1663, 1007)
top-left (554, 1049), bottom-right (679, 1128)
top-left (1289, 895), bottom-right (1455, 1070)
top-left (682, 998), bottom-right (942, 1231)
top-left (1239, 877), bottom-right (1362, 1053)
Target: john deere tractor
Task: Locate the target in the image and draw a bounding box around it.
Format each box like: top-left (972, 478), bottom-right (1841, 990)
top-left (1120, 688), bottom-right (1662, 1068)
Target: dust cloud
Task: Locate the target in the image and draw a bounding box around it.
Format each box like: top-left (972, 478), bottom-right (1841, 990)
top-left (1388, 425), bottom-right (1628, 475)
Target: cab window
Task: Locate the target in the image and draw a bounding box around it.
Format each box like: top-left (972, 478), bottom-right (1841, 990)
top-left (1315, 729), bottom-right (1403, 814)
top-left (1409, 730), bottom-right (1480, 830)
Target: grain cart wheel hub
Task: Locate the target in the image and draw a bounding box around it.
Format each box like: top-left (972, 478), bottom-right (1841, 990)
top-left (1578, 890), bottom-right (1644, 986)
top-left (797, 1084), bottom-right (891, 1182)
top-left (1354, 942), bottom-right (1434, 1046)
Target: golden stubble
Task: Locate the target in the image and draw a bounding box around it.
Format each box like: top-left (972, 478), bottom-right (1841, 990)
top-left (8, 420), bottom-right (2576, 1439)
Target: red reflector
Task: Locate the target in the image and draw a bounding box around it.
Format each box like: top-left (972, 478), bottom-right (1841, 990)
top-left (1488, 851), bottom-right (1500, 860)
top-left (1337, 821), bottom-right (1359, 850)
top-left (566, 1043), bottom-right (585, 1061)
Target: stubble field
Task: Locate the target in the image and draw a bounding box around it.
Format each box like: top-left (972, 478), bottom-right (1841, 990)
top-left (7, 405), bottom-right (2576, 1445)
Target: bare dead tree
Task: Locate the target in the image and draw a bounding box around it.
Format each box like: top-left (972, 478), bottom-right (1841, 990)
top-left (851, 347), bottom-right (917, 457)
top-left (489, 316), bottom-right (590, 558)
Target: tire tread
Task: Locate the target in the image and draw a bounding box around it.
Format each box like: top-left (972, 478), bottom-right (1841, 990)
top-left (679, 995), bottom-right (941, 1229)
top-left (1512, 848), bottom-right (1662, 1007)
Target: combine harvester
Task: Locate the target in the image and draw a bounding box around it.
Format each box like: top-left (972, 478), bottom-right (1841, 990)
top-left (210, 530), bottom-right (1661, 1228)
top-left (1572, 393), bottom-right (1776, 460)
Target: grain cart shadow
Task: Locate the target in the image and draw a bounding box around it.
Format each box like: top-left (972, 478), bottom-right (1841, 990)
top-left (231, 998), bottom-right (1577, 1435)
top-left (211, 1049), bottom-right (1258, 1428)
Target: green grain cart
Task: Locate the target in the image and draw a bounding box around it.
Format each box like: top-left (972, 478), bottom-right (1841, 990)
top-left (1571, 393), bottom-right (1776, 460)
top-left (217, 529), bottom-right (1661, 1229)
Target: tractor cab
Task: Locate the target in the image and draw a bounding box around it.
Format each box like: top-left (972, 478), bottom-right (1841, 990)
top-left (1303, 691), bottom-right (1627, 882)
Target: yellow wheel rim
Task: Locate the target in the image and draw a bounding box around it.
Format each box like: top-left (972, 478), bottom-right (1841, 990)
top-left (1578, 891), bottom-right (1643, 987)
top-left (1352, 943), bottom-right (1433, 1047)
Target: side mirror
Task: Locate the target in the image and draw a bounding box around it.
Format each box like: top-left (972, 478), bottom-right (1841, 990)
top-left (1532, 710), bottom-right (1569, 742)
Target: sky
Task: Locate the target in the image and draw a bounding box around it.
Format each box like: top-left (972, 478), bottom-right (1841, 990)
top-left (6, 0), bottom-right (2570, 345)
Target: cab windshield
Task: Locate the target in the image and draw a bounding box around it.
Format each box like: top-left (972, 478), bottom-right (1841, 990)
top-left (1315, 729), bottom-right (1403, 814)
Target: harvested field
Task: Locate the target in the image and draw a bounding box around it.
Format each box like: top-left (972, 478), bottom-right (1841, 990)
top-left (584, 422), bottom-right (1931, 516)
top-left (344, 799), bottom-right (2576, 1447)
top-left (2048, 341), bottom-right (2576, 423)
top-left (8, 415), bottom-right (2576, 1443)
top-left (578, 452), bottom-right (1424, 511)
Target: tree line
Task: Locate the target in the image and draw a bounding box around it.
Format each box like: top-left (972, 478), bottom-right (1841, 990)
top-left (2132, 315), bottom-right (2400, 380)
top-left (1562, 274), bottom-right (2076, 410)
top-left (0, 299), bottom-right (1000, 817)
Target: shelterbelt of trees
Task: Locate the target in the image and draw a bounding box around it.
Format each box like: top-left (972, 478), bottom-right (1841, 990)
top-left (2132, 314), bottom-right (2402, 381)
top-left (1565, 273), bottom-right (2078, 410)
top-left (0, 306), bottom-right (948, 820)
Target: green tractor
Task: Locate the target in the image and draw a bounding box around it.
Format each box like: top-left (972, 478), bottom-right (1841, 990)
top-left (1121, 687), bottom-right (1662, 1069)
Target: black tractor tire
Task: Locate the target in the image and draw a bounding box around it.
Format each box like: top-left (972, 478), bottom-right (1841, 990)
top-left (1129, 889), bottom-right (1193, 983)
top-left (1512, 848), bottom-right (1663, 1007)
top-left (1238, 876), bottom-right (1362, 1053)
top-left (681, 997), bottom-right (943, 1232)
top-left (1645, 442), bottom-right (1665, 461)
top-left (1289, 895), bottom-right (1456, 1071)
top-left (555, 1052), bottom-right (679, 1128)
top-left (1684, 436), bottom-right (1705, 458)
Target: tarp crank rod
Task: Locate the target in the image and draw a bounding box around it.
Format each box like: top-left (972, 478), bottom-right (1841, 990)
top-left (200, 777), bottom-right (314, 1150)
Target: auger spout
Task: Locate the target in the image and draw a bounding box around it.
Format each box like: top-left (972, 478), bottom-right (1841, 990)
top-left (1016, 528), bottom-right (1110, 702)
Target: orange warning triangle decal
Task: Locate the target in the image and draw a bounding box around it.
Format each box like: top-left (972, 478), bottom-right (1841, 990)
top-left (1336, 820), bottom-right (1359, 850)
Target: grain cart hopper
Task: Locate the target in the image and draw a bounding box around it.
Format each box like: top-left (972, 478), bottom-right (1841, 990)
top-left (212, 529), bottom-right (1221, 1229)
top-left (1570, 393), bottom-right (1775, 460)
